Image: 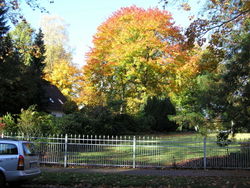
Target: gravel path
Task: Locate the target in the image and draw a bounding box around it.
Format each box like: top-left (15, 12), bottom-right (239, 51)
top-left (41, 167), bottom-right (250, 177)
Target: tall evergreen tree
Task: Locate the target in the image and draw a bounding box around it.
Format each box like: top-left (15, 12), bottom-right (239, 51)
top-left (0, 6), bottom-right (45, 115)
top-left (30, 28), bottom-right (46, 78)
top-left (0, 5), bottom-right (17, 115)
top-left (0, 4), bottom-right (9, 60)
top-left (29, 28), bottom-right (48, 110)
top-left (0, 36), bottom-right (27, 115)
top-left (220, 30), bottom-right (250, 132)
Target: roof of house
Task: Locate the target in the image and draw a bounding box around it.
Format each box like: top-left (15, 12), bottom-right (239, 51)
top-left (43, 84), bottom-right (67, 112)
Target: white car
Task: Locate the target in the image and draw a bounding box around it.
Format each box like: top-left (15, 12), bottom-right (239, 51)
top-left (0, 139), bottom-right (41, 187)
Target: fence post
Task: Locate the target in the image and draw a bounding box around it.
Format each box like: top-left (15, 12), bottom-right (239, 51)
top-left (64, 134), bottom-right (68, 168)
top-left (203, 136), bottom-right (207, 170)
top-left (133, 136), bottom-right (136, 168)
top-left (1, 132), bottom-right (3, 138)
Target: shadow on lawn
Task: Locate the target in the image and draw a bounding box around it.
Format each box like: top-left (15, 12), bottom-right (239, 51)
top-left (175, 151), bottom-right (250, 169)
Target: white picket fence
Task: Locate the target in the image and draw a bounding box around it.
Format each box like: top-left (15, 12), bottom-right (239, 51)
top-left (1, 133), bottom-right (250, 169)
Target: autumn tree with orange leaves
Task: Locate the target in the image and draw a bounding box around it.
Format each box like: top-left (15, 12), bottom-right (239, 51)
top-left (80, 6), bottom-right (201, 114)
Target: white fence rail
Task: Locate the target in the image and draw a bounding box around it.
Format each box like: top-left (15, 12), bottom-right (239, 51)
top-left (1, 133), bottom-right (250, 169)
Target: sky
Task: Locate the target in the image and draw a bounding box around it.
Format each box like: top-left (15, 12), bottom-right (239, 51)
top-left (21, 0), bottom-right (198, 67)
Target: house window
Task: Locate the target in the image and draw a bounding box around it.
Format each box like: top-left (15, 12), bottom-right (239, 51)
top-left (49, 97), bottom-right (54, 103)
top-left (58, 99), bottom-right (64, 104)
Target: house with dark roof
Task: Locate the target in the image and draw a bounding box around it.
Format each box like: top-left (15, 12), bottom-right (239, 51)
top-left (43, 84), bottom-right (67, 117)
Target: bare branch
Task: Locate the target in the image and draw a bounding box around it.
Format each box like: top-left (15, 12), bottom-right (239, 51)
top-left (201, 9), bottom-right (250, 37)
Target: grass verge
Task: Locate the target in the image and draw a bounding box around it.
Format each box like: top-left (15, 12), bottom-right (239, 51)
top-left (28, 172), bottom-right (250, 188)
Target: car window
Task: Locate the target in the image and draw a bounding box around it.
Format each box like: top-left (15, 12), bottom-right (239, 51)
top-left (22, 143), bottom-right (37, 156)
top-left (0, 143), bottom-right (18, 155)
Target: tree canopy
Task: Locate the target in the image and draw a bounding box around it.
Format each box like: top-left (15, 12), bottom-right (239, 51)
top-left (0, 1), bottom-right (249, 135)
top-left (0, 5), bottom-right (46, 115)
top-left (0, 0), bottom-right (53, 24)
top-left (163, 0), bottom-right (250, 134)
top-left (81, 6), bottom-right (188, 113)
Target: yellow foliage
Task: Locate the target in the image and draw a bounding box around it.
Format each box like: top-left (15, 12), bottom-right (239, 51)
top-left (44, 60), bottom-right (81, 101)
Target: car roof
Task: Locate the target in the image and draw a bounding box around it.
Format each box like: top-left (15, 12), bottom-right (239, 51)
top-left (0, 138), bottom-right (28, 143)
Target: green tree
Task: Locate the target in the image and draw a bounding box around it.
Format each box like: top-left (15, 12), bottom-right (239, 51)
top-left (162, 1), bottom-right (249, 134)
top-left (0, 7), bottom-right (46, 115)
top-left (143, 97), bottom-right (176, 132)
top-left (29, 28), bottom-right (48, 110)
top-left (0, 4), bottom-right (10, 60)
top-left (10, 21), bottom-right (34, 65)
top-left (30, 28), bottom-right (46, 77)
top-left (170, 73), bottom-right (224, 135)
top-left (0, 35), bottom-right (27, 115)
top-left (219, 26), bottom-right (250, 132)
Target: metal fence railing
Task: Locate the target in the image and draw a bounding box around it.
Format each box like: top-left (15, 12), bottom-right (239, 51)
top-left (1, 133), bottom-right (250, 169)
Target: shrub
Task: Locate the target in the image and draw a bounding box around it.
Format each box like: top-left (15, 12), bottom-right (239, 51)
top-left (62, 100), bottom-right (78, 114)
top-left (17, 105), bottom-right (55, 136)
top-left (112, 114), bottom-right (140, 134)
top-left (0, 113), bottom-right (18, 133)
top-left (54, 112), bottom-right (88, 135)
top-left (139, 114), bottom-right (156, 132)
top-left (85, 106), bottom-right (115, 135)
top-left (143, 97), bottom-right (177, 132)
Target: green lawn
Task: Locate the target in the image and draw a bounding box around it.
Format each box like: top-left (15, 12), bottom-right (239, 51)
top-left (28, 171), bottom-right (250, 188)
top-left (42, 133), bottom-right (250, 168)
